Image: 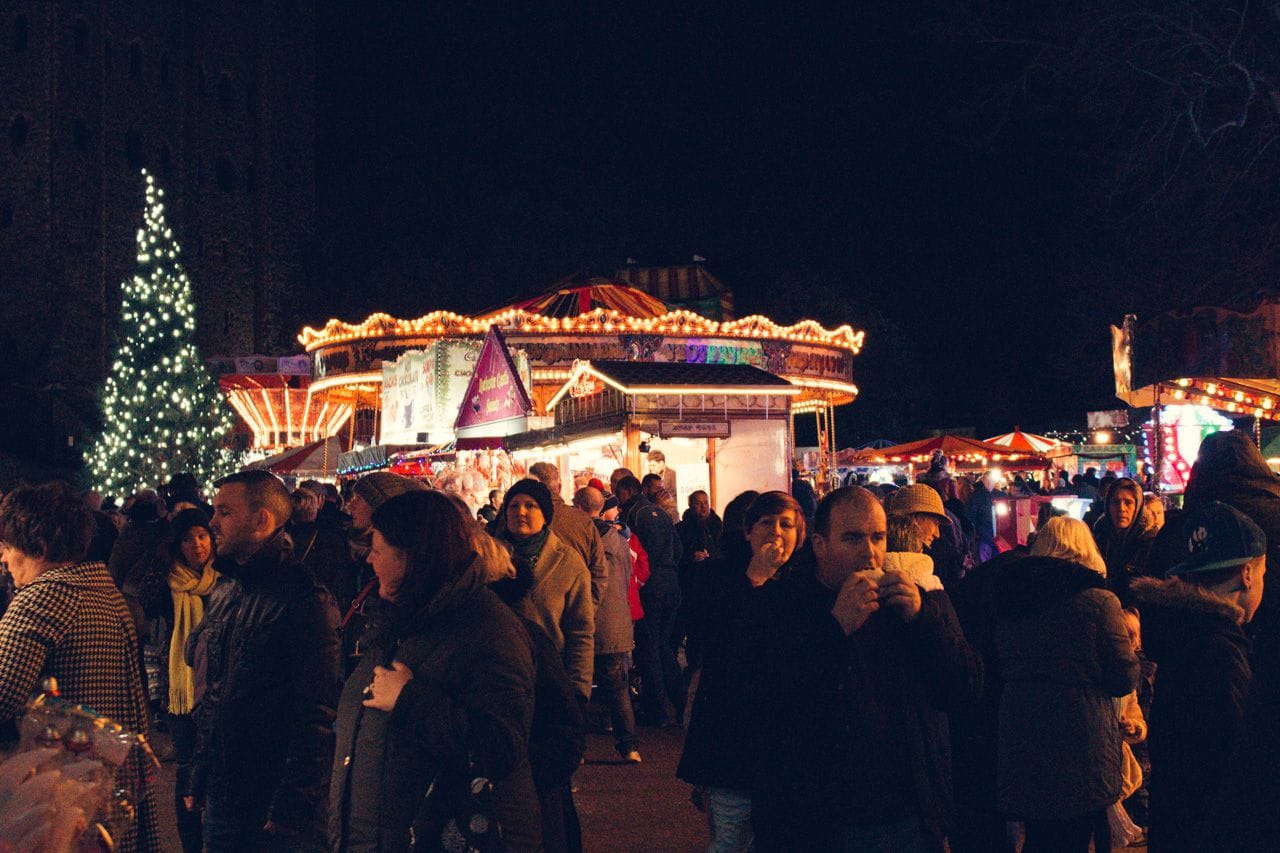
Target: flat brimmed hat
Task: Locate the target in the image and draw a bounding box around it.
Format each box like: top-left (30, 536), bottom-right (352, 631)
top-left (1167, 500), bottom-right (1265, 578)
top-left (888, 484), bottom-right (951, 525)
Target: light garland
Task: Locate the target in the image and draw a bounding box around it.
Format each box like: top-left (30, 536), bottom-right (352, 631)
top-left (1168, 377), bottom-right (1280, 420)
top-left (83, 170), bottom-right (237, 496)
top-left (298, 305), bottom-right (865, 355)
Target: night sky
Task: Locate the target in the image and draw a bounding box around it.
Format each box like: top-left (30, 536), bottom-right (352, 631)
top-left (312, 3), bottom-right (1280, 444)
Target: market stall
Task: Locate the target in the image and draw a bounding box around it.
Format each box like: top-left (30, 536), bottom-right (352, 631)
top-left (848, 434), bottom-right (1046, 475)
top-left (507, 359), bottom-right (799, 514)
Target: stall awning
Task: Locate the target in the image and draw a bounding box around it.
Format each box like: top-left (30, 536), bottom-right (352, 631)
top-left (505, 414), bottom-right (628, 453)
top-left (246, 436), bottom-right (342, 478)
top-left (546, 359), bottom-right (798, 411)
top-left (849, 434), bottom-right (1045, 466)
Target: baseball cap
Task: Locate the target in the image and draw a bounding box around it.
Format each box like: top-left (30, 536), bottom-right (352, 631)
top-left (1166, 501), bottom-right (1266, 578)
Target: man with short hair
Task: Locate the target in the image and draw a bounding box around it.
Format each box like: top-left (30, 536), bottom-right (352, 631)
top-left (193, 469), bottom-right (341, 851)
top-left (746, 486), bottom-right (981, 850)
top-left (574, 486), bottom-right (641, 763)
top-left (479, 488), bottom-right (502, 524)
top-left (1134, 501), bottom-right (1266, 852)
top-left (528, 461), bottom-right (609, 607)
top-left (616, 475), bottom-right (686, 725)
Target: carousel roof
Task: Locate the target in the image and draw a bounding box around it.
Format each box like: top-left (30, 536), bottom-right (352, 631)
top-left (486, 277), bottom-right (670, 320)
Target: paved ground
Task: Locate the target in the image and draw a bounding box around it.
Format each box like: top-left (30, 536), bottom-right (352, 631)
top-left (151, 723), bottom-right (708, 851)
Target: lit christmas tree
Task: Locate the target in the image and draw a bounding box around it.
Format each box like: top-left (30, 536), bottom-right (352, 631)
top-left (85, 170), bottom-right (236, 496)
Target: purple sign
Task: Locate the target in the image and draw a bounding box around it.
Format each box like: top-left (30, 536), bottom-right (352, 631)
top-left (454, 327), bottom-right (533, 431)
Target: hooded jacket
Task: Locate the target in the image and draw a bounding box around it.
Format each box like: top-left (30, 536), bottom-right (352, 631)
top-left (1091, 478), bottom-right (1156, 604)
top-left (192, 531), bottom-right (341, 837)
top-left (994, 556), bottom-right (1138, 819)
top-left (330, 558), bottom-right (539, 852)
top-left (1132, 576), bottom-right (1251, 852)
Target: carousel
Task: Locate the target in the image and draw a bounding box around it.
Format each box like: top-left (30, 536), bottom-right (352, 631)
top-left (290, 271), bottom-right (865, 509)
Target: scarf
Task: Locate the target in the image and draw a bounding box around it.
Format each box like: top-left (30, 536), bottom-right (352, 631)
top-left (167, 559), bottom-right (219, 714)
top-left (493, 527), bottom-right (550, 603)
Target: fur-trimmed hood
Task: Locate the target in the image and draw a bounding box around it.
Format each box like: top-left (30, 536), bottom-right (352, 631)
top-left (1132, 575), bottom-right (1248, 666)
top-left (1131, 576), bottom-right (1244, 623)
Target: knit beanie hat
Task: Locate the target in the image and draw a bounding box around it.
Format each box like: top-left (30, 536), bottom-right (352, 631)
top-left (353, 472), bottom-right (427, 512)
top-left (169, 508), bottom-right (213, 559)
top-left (501, 478), bottom-right (555, 524)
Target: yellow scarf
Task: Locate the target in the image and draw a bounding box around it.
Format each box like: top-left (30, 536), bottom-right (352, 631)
top-left (168, 560), bottom-right (219, 714)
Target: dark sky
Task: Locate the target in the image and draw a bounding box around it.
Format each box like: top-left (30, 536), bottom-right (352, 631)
top-left (312, 3), bottom-right (1279, 443)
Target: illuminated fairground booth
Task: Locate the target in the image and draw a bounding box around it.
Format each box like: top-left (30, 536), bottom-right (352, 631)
top-left (1111, 304), bottom-right (1276, 490)
top-left (293, 272), bottom-right (863, 508)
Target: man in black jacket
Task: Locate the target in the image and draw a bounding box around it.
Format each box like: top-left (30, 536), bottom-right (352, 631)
top-left (616, 475), bottom-right (685, 726)
top-left (746, 486), bottom-right (982, 851)
top-left (192, 469), bottom-right (340, 851)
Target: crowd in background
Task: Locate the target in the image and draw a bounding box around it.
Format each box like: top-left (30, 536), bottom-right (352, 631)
top-left (0, 431), bottom-right (1274, 851)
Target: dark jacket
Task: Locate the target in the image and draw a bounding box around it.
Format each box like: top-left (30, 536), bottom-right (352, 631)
top-left (1091, 513), bottom-right (1157, 605)
top-left (677, 554), bottom-right (772, 788)
top-left (329, 566), bottom-right (539, 853)
top-left (745, 564), bottom-right (983, 851)
top-left (1133, 577), bottom-right (1251, 852)
top-left (994, 556), bottom-right (1138, 820)
top-left (622, 494), bottom-right (681, 599)
top-left (192, 531), bottom-right (341, 838)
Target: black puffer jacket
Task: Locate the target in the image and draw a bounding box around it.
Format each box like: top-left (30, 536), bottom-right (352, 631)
top-left (994, 556), bottom-right (1138, 820)
top-left (191, 531), bottom-right (341, 836)
top-left (330, 563), bottom-right (540, 852)
top-left (1133, 577), bottom-right (1251, 853)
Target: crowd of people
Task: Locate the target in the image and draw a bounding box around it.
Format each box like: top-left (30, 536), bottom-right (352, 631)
top-left (0, 430), bottom-right (1275, 851)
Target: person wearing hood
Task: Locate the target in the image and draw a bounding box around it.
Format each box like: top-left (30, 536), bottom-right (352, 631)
top-left (1132, 501), bottom-right (1265, 852)
top-left (193, 470), bottom-right (340, 850)
top-left (995, 516), bottom-right (1138, 851)
top-left (1091, 477), bottom-right (1156, 605)
top-left (331, 490), bottom-right (540, 852)
top-left (494, 479), bottom-right (595, 703)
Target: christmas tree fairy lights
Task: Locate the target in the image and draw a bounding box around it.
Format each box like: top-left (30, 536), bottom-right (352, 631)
top-left (84, 170), bottom-right (236, 495)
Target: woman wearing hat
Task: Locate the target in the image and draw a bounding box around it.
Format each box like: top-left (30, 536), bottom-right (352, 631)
top-left (493, 479), bottom-right (595, 703)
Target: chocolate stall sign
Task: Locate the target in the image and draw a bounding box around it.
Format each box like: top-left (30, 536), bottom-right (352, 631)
top-left (659, 421), bottom-right (731, 438)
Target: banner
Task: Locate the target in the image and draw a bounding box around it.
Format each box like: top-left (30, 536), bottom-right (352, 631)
top-left (455, 328), bottom-right (532, 432)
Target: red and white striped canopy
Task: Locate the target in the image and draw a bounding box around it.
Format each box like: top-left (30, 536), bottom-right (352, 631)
top-left (984, 429), bottom-right (1068, 455)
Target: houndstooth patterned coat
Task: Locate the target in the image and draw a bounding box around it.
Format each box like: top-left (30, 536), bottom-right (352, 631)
top-left (0, 560), bottom-right (161, 850)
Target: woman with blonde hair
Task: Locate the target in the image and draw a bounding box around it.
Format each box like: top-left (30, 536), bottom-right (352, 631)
top-left (1031, 516), bottom-right (1107, 576)
top-left (995, 513), bottom-right (1138, 850)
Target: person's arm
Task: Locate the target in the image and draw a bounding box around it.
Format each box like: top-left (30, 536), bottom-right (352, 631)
top-left (561, 561), bottom-right (596, 700)
top-left (388, 615), bottom-right (537, 782)
top-left (0, 583), bottom-right (73, 720)
top-left (265, 588), bottom-right (341, 834)
top-left (585, 519), bottom-right (608, 607)
top-left (906, 590), bottom-right (984, 711)
top-left (1095, 591), bottom-right (1140, 697)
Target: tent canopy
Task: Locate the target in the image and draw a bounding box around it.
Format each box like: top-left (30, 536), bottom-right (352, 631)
top-left (246, 436), bottom-right (342, 478)
top-left (985, 428), bottom-right (1070, 456)
top-left (849, 434), bottom-right (1044, 466)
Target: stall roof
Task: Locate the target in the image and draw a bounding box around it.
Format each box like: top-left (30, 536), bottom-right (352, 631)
top-left (546, 359), bottom-right (798, 411)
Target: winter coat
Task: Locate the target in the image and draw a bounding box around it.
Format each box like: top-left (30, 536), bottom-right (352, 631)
top-left (623, 494), bottom-right (681, 599)
top-left (107, 517), bottom-right (170, 588)
top-left (506, 530), bottom-right (595, 700)
top-left (0, 561), bottom-right (160, 851)
top-left (329, 569), bottom-right (539, 853)
top-left (548, 498), bottom-right (609, 609)
top-left (994, 556), bottom-right (1138, 820)
top-left (592, 519), bottom-right (634, 655)
top-left (1133, 576), bottom-right (1251, 852)
top-left (745, 564), bottom-right (983, 851)
top-left (677, 554), bottom-right (775, 788)
top-left (192, 531), bottom-right (341, 838)
top-left (1091, 513), bottom-right (1157, 604)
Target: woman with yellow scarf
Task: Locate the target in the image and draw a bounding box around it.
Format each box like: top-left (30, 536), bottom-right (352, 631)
top-left (164, 508), bottom-right (221, 853)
